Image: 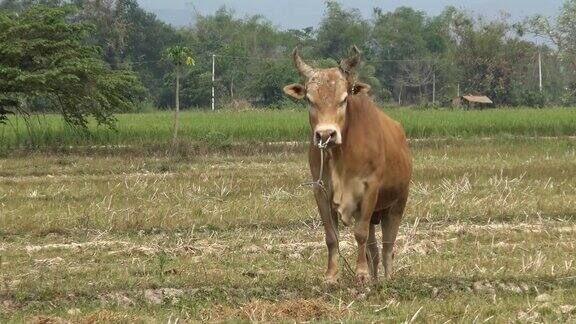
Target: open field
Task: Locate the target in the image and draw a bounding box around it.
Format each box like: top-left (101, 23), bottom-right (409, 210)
top-left (2, 108), bottom-right (576, 152)
top-left (1, 138), bottom-right (575, 322)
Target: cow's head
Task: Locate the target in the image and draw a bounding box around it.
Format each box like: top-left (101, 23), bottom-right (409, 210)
top-left (283, 46), bottom-right (371, 147)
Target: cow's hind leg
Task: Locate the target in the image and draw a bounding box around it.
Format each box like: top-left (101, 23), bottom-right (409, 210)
top-left (381, 195), bottom-right (408, 280)
top-left (366, 222), bottom-right (380, 281)
top-left (354, 188), bottom-right (379, 286)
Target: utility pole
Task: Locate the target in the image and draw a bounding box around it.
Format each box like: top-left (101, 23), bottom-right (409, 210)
top-left (211, 54), bottom-right (216, 111)
top-left (173, 66), bottom-right (180, 143)
top-left (432, 72), bottom-right (436, 105)
top-left (538, 50), bottom-right (543, 93)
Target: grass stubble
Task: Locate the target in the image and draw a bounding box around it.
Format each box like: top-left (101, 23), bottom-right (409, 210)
top-left (0, 138), bottom-right (575, 322)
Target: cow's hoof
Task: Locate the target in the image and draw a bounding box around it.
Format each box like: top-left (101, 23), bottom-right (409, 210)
top-left (324, 275), bottom-right (339, 285)
top-left (355, 272), bottom-right (370, 286)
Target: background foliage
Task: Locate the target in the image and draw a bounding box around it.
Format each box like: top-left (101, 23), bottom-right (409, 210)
top-left (1, 0), bottom-right (576, 117)
top-left (0, 3), bottom-right (144, 127)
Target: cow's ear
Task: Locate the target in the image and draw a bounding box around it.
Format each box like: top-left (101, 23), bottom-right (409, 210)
top-left (351, 82), bottom-right (371, 95)
top-left (283, 84), bottom-right (306, 100)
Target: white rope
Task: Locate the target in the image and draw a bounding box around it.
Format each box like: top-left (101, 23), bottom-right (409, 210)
top-left (310, 139), bottom-right (356, 278)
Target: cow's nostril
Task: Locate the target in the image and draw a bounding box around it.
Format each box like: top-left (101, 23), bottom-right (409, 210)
top-left (315, 129), bottom-right (338, 146)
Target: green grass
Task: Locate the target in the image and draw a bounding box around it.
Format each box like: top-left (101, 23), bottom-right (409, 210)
top-left (1, 138), bottom-right (575, 322)
top-left (1, 107), bottom-right (576, 152)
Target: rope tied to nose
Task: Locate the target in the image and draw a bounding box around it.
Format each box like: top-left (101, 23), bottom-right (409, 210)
top-left (310, 136), bottom-right (356, 278)
top-left (304, 134), bottom-right (399, 281)
top-left (313, 138), bottom-right (329, 187)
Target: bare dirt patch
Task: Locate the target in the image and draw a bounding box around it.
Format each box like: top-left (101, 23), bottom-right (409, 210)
top-left (25, 241), bottom-right (129, 253)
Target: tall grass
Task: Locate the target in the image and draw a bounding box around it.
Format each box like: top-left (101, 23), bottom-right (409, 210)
top-left (1, 107), bottom-right (575, 151)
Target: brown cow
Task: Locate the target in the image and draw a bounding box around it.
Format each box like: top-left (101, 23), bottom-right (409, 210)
top-left (283, 46), bottom-right (412, 285)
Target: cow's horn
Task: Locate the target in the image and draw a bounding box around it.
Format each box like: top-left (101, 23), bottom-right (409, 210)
top-left (340, 45), bottom-right (361, 75)
top-left (292, 47), bottom-right (314, 79)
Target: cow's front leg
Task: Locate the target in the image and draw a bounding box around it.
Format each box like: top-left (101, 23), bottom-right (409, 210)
top-left (313, 187), bottom-right (339, 283)
top-left (367, 223), bottom-right (380, 281)
top-left (354, 188), bottom-right (379, 285)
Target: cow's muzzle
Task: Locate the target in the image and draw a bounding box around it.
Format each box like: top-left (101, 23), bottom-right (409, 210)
top-left (314, 126), bottom-right (341, 148)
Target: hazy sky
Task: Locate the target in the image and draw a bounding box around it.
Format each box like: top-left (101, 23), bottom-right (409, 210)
top-left (137, 0), bottom-right (564, 28)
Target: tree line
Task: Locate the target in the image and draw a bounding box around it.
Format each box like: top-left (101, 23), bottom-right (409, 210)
top-left (1, 0), bottom-right (576, 126)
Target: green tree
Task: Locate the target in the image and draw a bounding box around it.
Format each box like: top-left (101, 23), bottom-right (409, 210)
top-left (1, 0), bottom-right (184, 108)
top-left (74, 0), bottom-right (184, 106)
top-left (371, 7), bottom-right (455, 104)
top-left (527, 0), bottom-right (576, 104)
top-left (163, 46), bottom-right (195, 142)
top-left (0, 5), bottom-right (143, 127)
top-left (528, 0), bottom-right (576, 62)
top-left (316, 1), bottom-right (370, 59)
top-left (448, 12), bottom-right (537, 104)
top-left (4, 0), bottom-right (567, 109)
top-left (0, 0), bottom-right (63, 12)
top-left (313, 2), bottom-right (384, 101)
top-left (0, 101), bottom-right (15, 124)
top-left (183, 7), bottom-right (300, 107)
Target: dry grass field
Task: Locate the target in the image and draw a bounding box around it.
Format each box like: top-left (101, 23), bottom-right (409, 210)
top-left (1, 138), bottom-right (575, 322)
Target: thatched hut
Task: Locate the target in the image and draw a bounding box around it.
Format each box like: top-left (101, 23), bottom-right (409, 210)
top-left (452, 95), bottom-right (494, 109)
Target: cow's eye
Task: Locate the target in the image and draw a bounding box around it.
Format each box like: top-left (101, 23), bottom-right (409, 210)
top-left (339, 96), bottom-right (348, 107)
